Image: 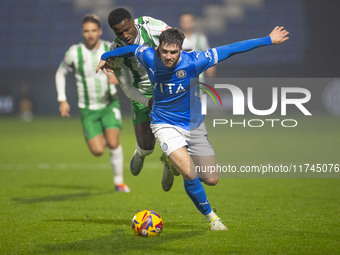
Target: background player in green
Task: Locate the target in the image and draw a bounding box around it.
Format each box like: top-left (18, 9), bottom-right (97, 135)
top-left (179, 12), bottom-right (216, 79)
top-left (106, 8), bottom-right (192, 190)
top-left (55, 14), bottom-right (130, 192)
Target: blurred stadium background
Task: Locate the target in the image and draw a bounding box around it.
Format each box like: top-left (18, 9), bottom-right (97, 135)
top-left (0, 0), bottom-right (339, 117)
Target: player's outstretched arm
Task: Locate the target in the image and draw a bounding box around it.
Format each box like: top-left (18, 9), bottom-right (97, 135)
top-left (213, 26), bottom-right (290, 63)
top-left (96, 44), bottom-right (152, 107)
top-left (96, 45), bottom-right (140, 75)
top-left (269, 26), bottom-right (289, 45)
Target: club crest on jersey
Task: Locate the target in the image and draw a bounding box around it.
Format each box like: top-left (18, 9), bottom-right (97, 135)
top-left (162, 143), bottom-right (168, 151)
top-left (176, 69), bottom-right (187, 79)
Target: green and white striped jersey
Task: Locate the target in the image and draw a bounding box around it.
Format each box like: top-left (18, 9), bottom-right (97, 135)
top-left (110, 16), bottom-right (170, 96)
top-left (186, 32), bottom-right (211, 81)
top-left (57, 40), bottom-right (117, 110)
top-left (187, 32), bottom-right (210, 52)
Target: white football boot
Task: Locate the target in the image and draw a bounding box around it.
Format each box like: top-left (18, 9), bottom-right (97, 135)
top-left (209, 216), bottom-right (228, 231)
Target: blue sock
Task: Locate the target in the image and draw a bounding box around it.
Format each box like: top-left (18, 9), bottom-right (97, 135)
top-left (184, 178), bottom-right (212, 215)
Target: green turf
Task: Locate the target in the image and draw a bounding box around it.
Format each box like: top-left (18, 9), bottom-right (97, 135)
top-left (0, 116), bottom-right (339, 255)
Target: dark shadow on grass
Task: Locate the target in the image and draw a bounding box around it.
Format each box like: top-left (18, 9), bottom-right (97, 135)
top-left (45, 218), bottom-right (131, 226)
top-left (166, 221), bottom-right (207, 230)
top-left (46, 218), bottom-right (206, 230)
top-left (12, 190), bottom-right (114, 204)
top-left (26, 184), bottom-right (101, 190)
top-left (33, 228), bottom-right (206, 255)
top-left (37, 218), bottom-right (239, 254)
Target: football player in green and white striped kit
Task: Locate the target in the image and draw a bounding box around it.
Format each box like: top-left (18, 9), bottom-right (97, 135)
top-left (105, 8), bottom-right (192, 191)
top-left (55, 14), bottom-right (130, 192)
top-left (179, 12), bottom-right (216, 79)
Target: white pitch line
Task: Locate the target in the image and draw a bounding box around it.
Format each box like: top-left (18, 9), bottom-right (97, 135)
top-left (0, 162), bottom-right (161, 170)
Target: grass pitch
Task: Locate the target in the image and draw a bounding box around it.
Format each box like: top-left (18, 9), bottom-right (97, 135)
top-left (0, 116), bottom-right (339, 254)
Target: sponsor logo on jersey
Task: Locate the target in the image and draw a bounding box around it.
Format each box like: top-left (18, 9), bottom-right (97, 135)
top-left (153, 83), bottom-right (186, 94)
top-left (176, 69), bottom-right (186, 79)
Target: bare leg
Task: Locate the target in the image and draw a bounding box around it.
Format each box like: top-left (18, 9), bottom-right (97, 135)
top-left (168, 147), bottom-right (197, 180)
top-left (87, 134), bottom-right (106, 156)
top-left (191, 155), bottom-right (218, 186)
top-left (130, 122), bottom-right (155, 175)
top-left (105, 128), bottom-right (120, 149)
top-left (134, 121), bottom-right (155, 150)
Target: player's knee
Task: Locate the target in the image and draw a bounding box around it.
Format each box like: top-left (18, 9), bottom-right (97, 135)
top-left (107, 140), bottom-right (119, 150)
top-left (139, 142), bottom-right (154, 151)
top-left (90, 147), bottom-right (105, 157)
top-left (203, 178), bottom-right (218, 186)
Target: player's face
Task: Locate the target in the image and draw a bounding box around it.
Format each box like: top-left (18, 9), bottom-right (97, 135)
top-left (158, 43), bottom-right (182, 68)
top-left (179, 14), bottom-right (195, 34)
top-left (112, 18), bottom-right (138, 45)
top-left (82, 22), bottom-right (102, 49)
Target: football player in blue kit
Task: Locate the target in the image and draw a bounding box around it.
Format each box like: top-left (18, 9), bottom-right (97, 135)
top-left (97, 26), bottom-right (289, 230)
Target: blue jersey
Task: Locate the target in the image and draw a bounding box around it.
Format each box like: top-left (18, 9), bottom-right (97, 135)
top-left (135, 46), bottom-right (217, 130)
top-left (101, 36), bottom-right (272, 130)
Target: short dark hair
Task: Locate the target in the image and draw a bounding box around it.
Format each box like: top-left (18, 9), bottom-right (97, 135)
top-left (159, 28), bottom-right (185, 48)
top-left (82, 13), bottom-right (101, 28)
top-left (108, 8), bottom-right (132, 28)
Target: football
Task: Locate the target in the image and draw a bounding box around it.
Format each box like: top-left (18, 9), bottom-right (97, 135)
top-left (131, 209), bottom-right (163, 237)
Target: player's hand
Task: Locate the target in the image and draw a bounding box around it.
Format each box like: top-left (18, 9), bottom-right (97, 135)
top-left (108, 73), bottom-right (119, 85)
top-left (269, 26), bottom-right (289, 45)
top-left (59, 101), bottom-right (70, 117)
top-left (96, 59), bottom-right (113, 76)
top-left (148, 97), bottom-right (153, 109)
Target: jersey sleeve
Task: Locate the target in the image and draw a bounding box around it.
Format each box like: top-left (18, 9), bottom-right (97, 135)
top-left (134, 45), bottom-right (153, 69)
top-left (102, 44), bottom-right (153, 70)
top-left (194, 48), bottom-right (219, 74)
top-left (101, 45), bottom-right (140, 60)
top-left (147, 16), bottom-right (193, 51)
top-left (61, 46), bottom-right (75, 72)
top-left (214, 36), bottom-right (272, 62)
top-left (143, 16), bottom-right (170, 38)
top-left (55, 46), bottom-right (76, 102)
top-left (194, 36), bottom-right (272, 75)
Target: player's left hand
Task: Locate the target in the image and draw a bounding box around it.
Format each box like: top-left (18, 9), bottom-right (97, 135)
top-left (269, 26), bottom-right (289, 44)
top-left (96, 59), bottom-right (113, 76)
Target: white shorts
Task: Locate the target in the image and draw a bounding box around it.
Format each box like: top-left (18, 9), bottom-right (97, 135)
top-left (151, 122), bottom-right (215, 157)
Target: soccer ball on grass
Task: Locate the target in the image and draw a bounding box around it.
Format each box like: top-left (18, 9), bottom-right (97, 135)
top-left (131, 209), bottom-right (163, 237)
